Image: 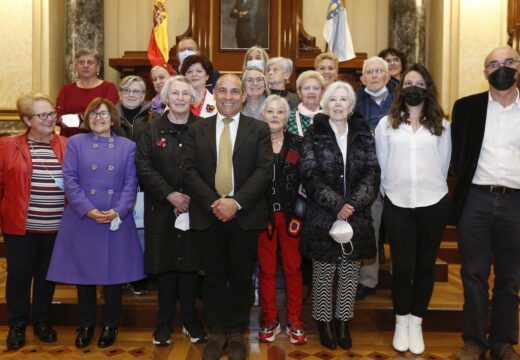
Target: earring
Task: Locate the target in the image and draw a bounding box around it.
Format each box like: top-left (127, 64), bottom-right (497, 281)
top-left (97, 72), bottom-right (100, 76)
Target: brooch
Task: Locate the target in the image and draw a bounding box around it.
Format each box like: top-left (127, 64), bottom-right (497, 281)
top-left (156, 137), bottom-right (167, 148)
top-left (206, 104), bottom-right (215, 113)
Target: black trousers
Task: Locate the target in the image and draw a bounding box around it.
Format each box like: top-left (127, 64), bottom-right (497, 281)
top-left (4, 233), bottom-right (56, 326)
top-left (157, 270), bottom-right (199, 326)
top-left (457, 187), bottom-right (520, 350)
top-left (383, 195), bottom-right (449, 317)
top-left (196, 219), bottom-right (258, 334)
top-left (77, 284), bottom-right (122, 327)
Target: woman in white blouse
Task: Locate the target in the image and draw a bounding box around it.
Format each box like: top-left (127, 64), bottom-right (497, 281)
top-left (374, 64), bottom-right (451, 355)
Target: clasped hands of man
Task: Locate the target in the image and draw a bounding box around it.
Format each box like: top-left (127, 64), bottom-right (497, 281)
top-left (166, 191), bottom-right (238, 222)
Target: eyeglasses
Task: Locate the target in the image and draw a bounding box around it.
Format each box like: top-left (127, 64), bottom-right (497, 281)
top-left (88, 111), bottom-right (110, 119)
top-left (121, 88), bottom-right (145, 95)
top-left (32, 111), bottom-right (57, 120)
top-left (485, 58), bottom-right (520, 70)
top-left (245, 77), bottom-right (264, 84)
top-left (364, 69), bottom-right (386, 75)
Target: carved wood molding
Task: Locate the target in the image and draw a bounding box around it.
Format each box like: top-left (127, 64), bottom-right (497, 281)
top-left (109, 0), bottom-right (365, 89)
top-left (0, 108), bottom-right (18, 122)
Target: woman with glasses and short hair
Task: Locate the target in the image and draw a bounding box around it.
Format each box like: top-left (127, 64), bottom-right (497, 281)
top-left (116, 75), bottom-right (151, 144)
top-left (0, 92), bottom-right (67, 350)
top-left (47, 98), bottom-right (145, 349)
top-left (241, 67), bottom-right (270, 120)
top-left (286, 70), bottom-right (325, 136)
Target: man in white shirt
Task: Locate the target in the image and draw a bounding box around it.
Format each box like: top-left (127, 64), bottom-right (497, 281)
top-left (451, 46), bottom-right (520, 360)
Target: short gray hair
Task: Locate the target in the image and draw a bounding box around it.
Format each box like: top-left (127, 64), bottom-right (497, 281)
top-left (362, 56), bottom-right (389, 74)
top-left (259, 94), bottom-right (290, 121)
top-left (266, 57), bottom-right (293, 75)
top-left (160, 75), bottom-right (200, 105)
top-left (119, 75), bottom-right (146, 92)
top-left (320, 81), bottom-right (356, 114)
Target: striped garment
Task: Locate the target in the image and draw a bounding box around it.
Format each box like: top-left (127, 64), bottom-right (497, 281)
top-left (26, 139), bottom-right (65, 233)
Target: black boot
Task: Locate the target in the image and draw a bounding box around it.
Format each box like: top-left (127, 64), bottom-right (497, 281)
top-left (318, 321), bottom-right (336, 350)
top-left (335, 319), bottom-right (352, 349)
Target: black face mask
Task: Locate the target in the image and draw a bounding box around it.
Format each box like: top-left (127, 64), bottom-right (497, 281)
top-left (488, 66), bottom-right (517, 91)
top-left (402, 86), bottom-right (428, 106)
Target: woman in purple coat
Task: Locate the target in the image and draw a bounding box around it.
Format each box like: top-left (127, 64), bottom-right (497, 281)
top-left (47, 98), bottom-right (144, 349)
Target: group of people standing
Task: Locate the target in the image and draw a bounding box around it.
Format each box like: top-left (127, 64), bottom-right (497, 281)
top-left (0, 41), bottom-right (519, 360)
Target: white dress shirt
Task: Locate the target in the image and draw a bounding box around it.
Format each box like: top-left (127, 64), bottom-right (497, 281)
top-left (216, 112), bottom-right (240, 196)
top-left (375, 116), bottom-right (451, 208)
top-left (329, 119), bottom-right (348, 166)
top-left (472, 91), bottom-right (520, 188)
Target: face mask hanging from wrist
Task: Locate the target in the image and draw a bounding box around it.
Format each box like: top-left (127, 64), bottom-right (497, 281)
top-left (329, 219), bottom-right (354, 256)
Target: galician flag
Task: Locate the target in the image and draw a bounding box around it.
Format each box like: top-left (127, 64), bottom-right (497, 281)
top-left (148, 0), bottom-right (169, 66)
top-left (322, 0), bottom-right (355, 62)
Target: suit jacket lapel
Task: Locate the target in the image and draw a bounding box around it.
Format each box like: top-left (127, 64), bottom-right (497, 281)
top-left (233, 114), bottom-right (253, 155)
top-left (202, 116), bottom-right (217, 159)
top-left (473, 92), bottom-right (490, 154)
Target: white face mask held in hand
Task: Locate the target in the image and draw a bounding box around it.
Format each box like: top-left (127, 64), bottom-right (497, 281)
top-left (329, 219), bottom-right (354, 256)
top-left (174, 212), bottom-right (190, 231)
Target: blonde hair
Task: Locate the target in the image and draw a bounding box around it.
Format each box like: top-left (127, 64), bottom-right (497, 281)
top-left (296, 70), bottom-right (325, 93)
top-left (16, 92), bottom-right (54, 124)
top-left (314, 52), bottom-right (338, 70)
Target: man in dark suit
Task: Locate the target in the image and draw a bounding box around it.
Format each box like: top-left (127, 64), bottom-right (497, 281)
top-left (183, 74), bottom-right (272, 360)
top-left (230, 0), bottom-right (259, 48)
top-left (451, 46), bottom-right (520, 360)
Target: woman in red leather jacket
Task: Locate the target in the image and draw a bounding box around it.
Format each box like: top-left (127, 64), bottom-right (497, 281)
top-left (0, 92), bottom-right (67, 351)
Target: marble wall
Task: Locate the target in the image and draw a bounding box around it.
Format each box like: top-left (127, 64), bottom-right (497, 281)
top-left (65, 0), bottom-right (104, 82)
top-left (389, 0), bottom-right (426, 66)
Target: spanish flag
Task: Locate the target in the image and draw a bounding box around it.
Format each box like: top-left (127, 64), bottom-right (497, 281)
top-left (147, 0), bottom-right (169, 66)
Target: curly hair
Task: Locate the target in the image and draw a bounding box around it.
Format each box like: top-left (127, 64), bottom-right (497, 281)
top-left (388, 64), bottom-right (445, 136)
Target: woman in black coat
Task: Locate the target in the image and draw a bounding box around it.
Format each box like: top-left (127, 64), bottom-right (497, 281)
top-left (300, 81), bottom-right (380, 350)
top-left (136, 76), bottom-right (206, 346)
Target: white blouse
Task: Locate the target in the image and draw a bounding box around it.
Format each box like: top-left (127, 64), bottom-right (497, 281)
top-left (374, 116), bottom-right (451, 208)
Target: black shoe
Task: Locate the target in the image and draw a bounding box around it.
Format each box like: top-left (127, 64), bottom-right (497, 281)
top-left (127, 280), bottom-right (147, 295)
top-left (75, 326), bottom-right (94, 348)
top-left (227, 332), bottom-right (247, 360)
top-left (335, 319), bottom-right (352, 349)
top-left (202, 333), bottom-right (227, 360)
top-left (182, 319), bottom-right (207, 343)
top-left (33, 321), bottom-right (57, 342)
top-left (318, 321), bottom-right (336, 350)
top-left (98, 326), bottom-right (118, 348)
top-left (6, 324), bottom-right (26, 350)
top-left (152, 322), bottom-right (171, 346)
top-left (355, 284), bottom-right (376, 300)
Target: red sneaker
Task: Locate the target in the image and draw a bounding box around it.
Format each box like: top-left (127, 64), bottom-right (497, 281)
top-left (258, 318), bottom-right (281, 342)
top-left (286, 320), bottom-right (307, 345)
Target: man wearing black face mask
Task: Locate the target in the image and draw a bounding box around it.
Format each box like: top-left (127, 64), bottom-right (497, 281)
top-left (451, 47), bottom-right (520, 360)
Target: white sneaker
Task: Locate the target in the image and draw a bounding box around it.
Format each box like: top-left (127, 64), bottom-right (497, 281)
top-left (408, 314), bottom-right (424, 355)
top-left (392, 314), bottom-right (409, 352)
